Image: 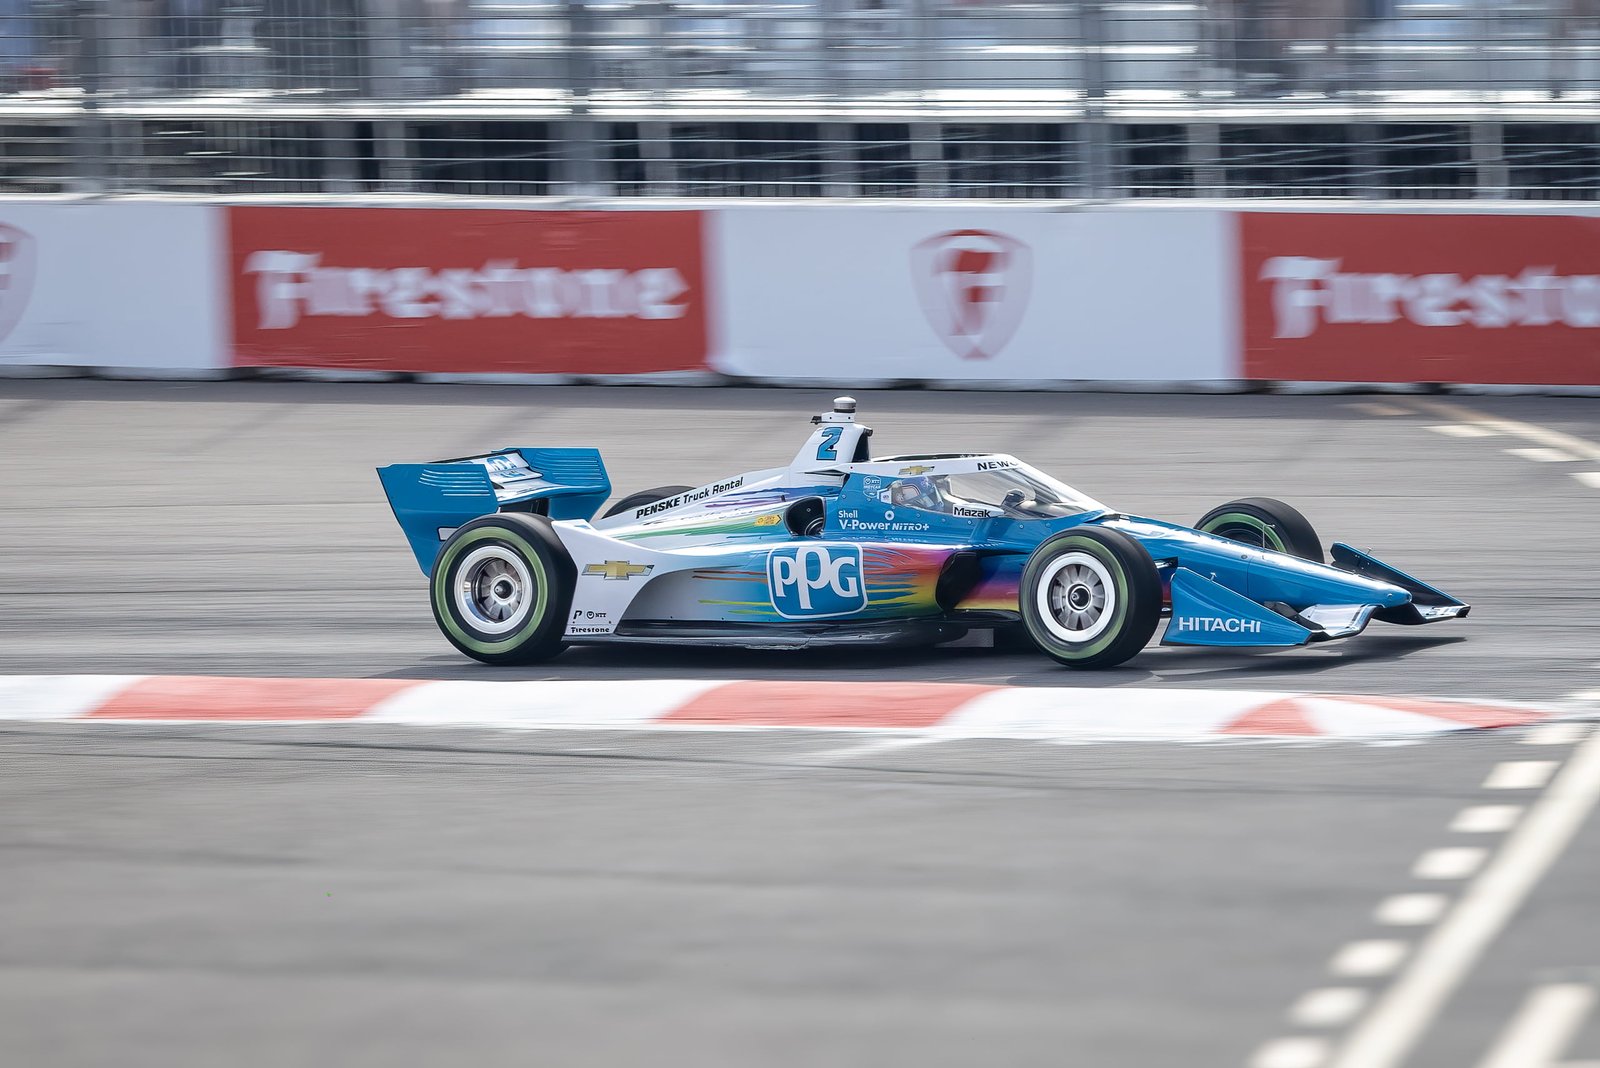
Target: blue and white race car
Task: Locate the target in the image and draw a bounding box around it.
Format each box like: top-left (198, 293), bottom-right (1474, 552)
top-left (378, 398), bottom-right (1468, 670)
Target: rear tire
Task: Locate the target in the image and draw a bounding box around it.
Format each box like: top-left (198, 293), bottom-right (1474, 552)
top-left (602, 485), bottom-right (694, 520)
top-left (430, 513), bottom-right (575, 665)
top-left (1195, 497), bottom-right (1323, 564)
top-left (1019, 527), bottom-right (1162, 670)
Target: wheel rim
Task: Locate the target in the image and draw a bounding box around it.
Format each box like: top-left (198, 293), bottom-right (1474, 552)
top-left (1216, 522), bottom-right (1268, 548)
top-left (454, 544), bottom-right (536, 636)
top-left (1203, 513), bottom-right (1286, 554)
top-left (1036, 551), bottom-right (1116, 643)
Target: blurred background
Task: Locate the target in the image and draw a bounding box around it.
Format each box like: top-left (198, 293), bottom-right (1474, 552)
top-left (2, 0), bottom-right (1599, 199)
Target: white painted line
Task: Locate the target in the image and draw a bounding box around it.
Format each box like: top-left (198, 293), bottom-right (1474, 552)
top-left (1574, 472), bottom-right (1600, 489)
top-left (1375, 893), bottom-right (1451, 926)
top-left (1484, 761), bottom-right (1559, 790)
top-left (1252, 1036), bottom-right (1332, 1068)
top-left (1474, 983), bottom-right (1596, 1068)
top-left (1353, 401), bottom-right (1410, 417)
top-left (1525, 723), bottom-right (1592, 746)
top-left (1451, 805), bottom-right (1525, 833)
top-left (1569, 690), bottom-right (1600, 703)
top-left (1412, 847), bottom-right (1488, 880)
top-left (1330, 940), bottom-right (1410, 978)
top-left (806, 735), bottom-right (945, 763)
top-left (1506, 447), bottom-right (1580, 463)
top-left (1428, 423), bottom-right (1500, 438)
top-left (1290, 987), bottom-right (1370, 1028)
top-left (1327, 727), bottom-right (1600, 1068)
top-left (1415, 400), bottom-right (1600, 462)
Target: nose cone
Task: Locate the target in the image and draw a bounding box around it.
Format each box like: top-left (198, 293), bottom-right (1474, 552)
top-left (1248, 553), bottom-right (1410, 609)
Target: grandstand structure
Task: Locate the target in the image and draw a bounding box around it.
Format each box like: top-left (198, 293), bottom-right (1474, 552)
top-left (4, 0), bottom-right (1600, 199)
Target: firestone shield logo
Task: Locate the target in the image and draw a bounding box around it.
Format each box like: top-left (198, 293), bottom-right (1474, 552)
top-left (910, 229), bottom-right (1032, 360)
top-left (0, 223), bottom-right (37, 345)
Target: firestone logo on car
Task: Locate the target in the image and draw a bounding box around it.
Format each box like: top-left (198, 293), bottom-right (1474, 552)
top-left (243, 250), bottom-right (692, 331)
top-left (0, 223), bottom-right (38, 345)
top-left (1261, 255), bottom-right (1600, 339)
top-left (910, 229), bottom-right (1032, 360)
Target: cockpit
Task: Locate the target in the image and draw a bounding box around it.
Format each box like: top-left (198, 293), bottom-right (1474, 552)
top-left (874, 459), bottom-right (1104, 520)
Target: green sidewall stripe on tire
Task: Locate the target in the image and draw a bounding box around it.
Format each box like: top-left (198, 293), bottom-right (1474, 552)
top-left (432, 527), bottom-right (551, 655)
top-left (1201, 512), bottom-right (1286, 553)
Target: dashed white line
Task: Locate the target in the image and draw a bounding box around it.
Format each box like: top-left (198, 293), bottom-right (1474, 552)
top-left (1505, 447), bottom-right (1580, 463)
top-left (1429, 424), bottom-right (1500, 438)
top-left (1330, 940), bottom-right (1411, 978)
top-left (1353, 401), bottom-right (1412, 417)
top-left (1327, 726), bottom-right (1600, 1068)
top-left (1375, 893), bottom-right (1451, 927)
top-left (1451, 805), bottom-right (1525, 833)
top-left (1474, 983), bottom-right (1597, 1068)
top-left (1412, 847), bottom-right (1488, 880)
top-left (1525, 723), bottom-right (1593, 747)
top-left (1291, 988), bottom-right (1371, 1028)
top-left (1574, 472), bottom-right (1600, 489)
top-left (1252, 1036), bottom-right (1333, 1068)
top-left (1484, 760), bottom-right (1560, 790)
top-left (1414, 400), bottom-right (1600, 462)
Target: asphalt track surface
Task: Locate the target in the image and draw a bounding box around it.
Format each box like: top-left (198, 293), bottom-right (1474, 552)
top-left (2, 381), bottom-right (1598, 1068)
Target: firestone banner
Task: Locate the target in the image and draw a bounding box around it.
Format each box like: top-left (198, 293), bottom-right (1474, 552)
top-left (228, 207), bottom-right (710, 374)
top-left (1241, 211), bottom-right (1600, 385)
top-left (710, 208), bottom-right (1235, 382)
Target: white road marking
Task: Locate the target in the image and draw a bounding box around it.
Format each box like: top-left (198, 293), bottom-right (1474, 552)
top-left (1451, 805), bottom-right (1525, 833)
top-left (1252, 1036), bottom-right (1332, 1068)
top-left (1506, 447), bottom-right (1580, 463)
top-left (1575, 472), bottom-right (1600, 489)
top-left (1353, 401), bottom-right (1411, 417)
top-left (1412, 847), bottom-right (1487, 880)
top-left (1474, 983), bottom-right (1596, 1068)
top-left (1526, 723), bottom-right (1593, 746)
top-left (805, 735), bottom-right (944, 763)
top-left (1428, 424), bottom-right (1500, 438)
top-left (1485, 760), bottom-right (1559, 790)
top-left (1571, 689), bottom-right (1600, 703)
top-left (1375, 893), bottom-right (1451, 926)
top-left (1330, 940), bottom-right (1410, 978)
top-left (1291, 988), bottom-right (1371, 1028)
top-left (1326, 727), bottom-right (1600, 1068)
top-left (1414, 400), bottom-right (1600, 462)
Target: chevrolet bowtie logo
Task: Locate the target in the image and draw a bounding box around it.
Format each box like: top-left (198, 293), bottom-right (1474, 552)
top-left (584, 561), bottom-right (653, 581)
top-left (899, 465), bottom-right (935, 475)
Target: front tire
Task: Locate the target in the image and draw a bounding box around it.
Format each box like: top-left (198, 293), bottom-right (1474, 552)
top-left (1194, 497), bottom-right (1323, 563)
top-left (1019, 527), bottom-right (1162, 670)
top-left (430, 513), bottom-right (575, 665)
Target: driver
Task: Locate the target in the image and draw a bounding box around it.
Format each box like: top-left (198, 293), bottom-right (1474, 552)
top-left (889, 475), bottom-right (945, 512)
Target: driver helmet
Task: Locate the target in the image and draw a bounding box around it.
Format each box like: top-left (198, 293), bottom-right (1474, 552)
top-left (890, 475), bottom-right (943, 511)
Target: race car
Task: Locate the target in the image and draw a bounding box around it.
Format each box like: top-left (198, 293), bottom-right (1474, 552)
top-left (378, 398), bottom-right (1469, 670)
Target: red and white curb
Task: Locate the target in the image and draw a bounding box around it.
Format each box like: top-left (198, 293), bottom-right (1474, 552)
top-left (0, 675), bottom-right (1556, 741)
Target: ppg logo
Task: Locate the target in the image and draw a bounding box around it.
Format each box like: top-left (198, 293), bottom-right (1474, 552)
top-left (767, 545), bottom-right (866, 619)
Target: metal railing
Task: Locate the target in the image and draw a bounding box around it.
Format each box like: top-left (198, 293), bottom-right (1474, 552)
top-left (3, 1), bottom-right (1600, 198)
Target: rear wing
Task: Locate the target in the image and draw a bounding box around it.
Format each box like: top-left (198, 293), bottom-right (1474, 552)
top-left (377, 447), bottom-right (610, 573)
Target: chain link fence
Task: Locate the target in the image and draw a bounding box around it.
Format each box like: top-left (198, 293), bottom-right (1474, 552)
top-left (2, 0), bottom-right (1599, 198)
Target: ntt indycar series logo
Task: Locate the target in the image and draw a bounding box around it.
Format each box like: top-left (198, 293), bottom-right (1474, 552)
top-left (767, 545), bottom-right (866, 619)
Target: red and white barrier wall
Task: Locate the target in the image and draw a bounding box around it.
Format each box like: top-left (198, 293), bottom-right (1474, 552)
top-left (2, 197), bottom-right (1597, 388)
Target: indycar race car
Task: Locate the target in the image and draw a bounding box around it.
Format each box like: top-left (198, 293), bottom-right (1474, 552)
top-left (378, 398), bottom-right (1469, 670)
